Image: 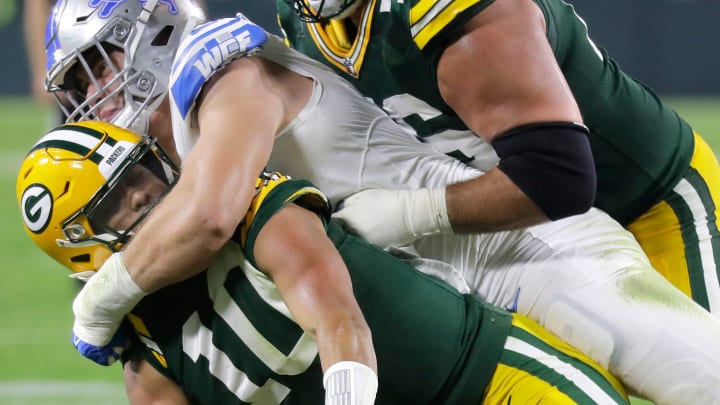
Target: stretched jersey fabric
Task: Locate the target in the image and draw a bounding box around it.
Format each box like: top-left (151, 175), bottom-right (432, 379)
top-left (166, 13), bottom-right (720, 403)
top-left (275, 0), bottom-right (720, 314)
top-left (125, 170), bottom-right (511, 404)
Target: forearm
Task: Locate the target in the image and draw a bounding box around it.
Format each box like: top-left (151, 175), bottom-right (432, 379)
top-left (315, 318), bottom-right (377, 374)
top-left (318, 321), bottom-right (378, 405)
top-left (122, 184), bottom-right (240, 293)
top-left (256, 205), bottom-right (378, 404)
top-left (23, 1), bottom-right (49, 68)
top-left (446, 168), bottom-right (547, 233)
top-left (23, 0), bottom-right (52, 100)
top-left (332, 172), bottom-right (545, 249)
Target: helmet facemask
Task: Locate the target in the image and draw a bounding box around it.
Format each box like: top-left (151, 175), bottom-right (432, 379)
top-left (17, 121), bottom-right (180, 274)
top-left (45, 0), bottom-right (206, 135)
top-left (49, 39), bottom-right (163, 136)
top-left (283, 0), bottom-right (362, 22)
top-left (60, 137), bottom-right (179, 254)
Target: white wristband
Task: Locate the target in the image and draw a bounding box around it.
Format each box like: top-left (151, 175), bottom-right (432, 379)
top-left (323, 361), bottom-right (378, 405)
top-left (72, 252), bottom-right (147, 346)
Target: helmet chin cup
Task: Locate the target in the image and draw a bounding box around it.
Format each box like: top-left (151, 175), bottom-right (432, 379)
top-left (112, 107), bottom-right (151, 137)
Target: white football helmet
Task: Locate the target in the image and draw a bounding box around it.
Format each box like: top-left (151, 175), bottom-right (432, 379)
top-left (44, 0), bottom-right (206, 135)
top-left (283, 0), bottom-right (362, 22)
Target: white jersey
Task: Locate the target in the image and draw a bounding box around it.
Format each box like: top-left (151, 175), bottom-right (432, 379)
top-left (168, 14), bottom-right (720, 404)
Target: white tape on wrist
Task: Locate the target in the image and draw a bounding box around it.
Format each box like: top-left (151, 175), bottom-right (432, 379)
top-left (323, 361), bottom-right (378, 405)
top-left (72, 252), bottom-right (147, 346)
top-left (404, 188), bottom-right (452, 238)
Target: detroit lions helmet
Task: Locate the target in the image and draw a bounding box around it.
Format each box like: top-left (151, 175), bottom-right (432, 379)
top-left (44, 0), bottom-right (206, 135)
top-left (283, 0), bottom-right (362, 22)
top-left (17, 121), bottom-right (179, 274)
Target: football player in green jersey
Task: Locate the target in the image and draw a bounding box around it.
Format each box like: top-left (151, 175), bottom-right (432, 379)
top-left (42, 2), bottom-right (720, 403)
top-left (277, 0), bottom-right (720, 316)
top-left (17, 121), bottom-right (630, 405)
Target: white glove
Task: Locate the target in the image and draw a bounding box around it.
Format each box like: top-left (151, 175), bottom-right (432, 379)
top-left (324, 361), bottom-right (378, 405)
top-left (72, 253), bottom-right (147, 346)
top-left (333, 188), bottom-right (452, 248)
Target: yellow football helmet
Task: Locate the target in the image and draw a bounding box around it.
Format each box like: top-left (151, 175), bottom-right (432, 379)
top-left (17, 121), bottom-right (179, 273)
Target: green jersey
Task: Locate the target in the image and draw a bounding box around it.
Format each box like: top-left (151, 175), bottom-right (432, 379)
top-left (126, 170), bottom-right (511, 404)
top-left (277, 0), bottom-right (695, 225)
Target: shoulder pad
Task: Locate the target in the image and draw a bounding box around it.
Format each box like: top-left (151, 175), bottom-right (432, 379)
top-left (169, 13), bottom-right (268, 119)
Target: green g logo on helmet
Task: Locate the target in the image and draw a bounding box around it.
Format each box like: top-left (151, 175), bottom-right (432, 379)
top-left (21, 184), bottom-right (53, 234)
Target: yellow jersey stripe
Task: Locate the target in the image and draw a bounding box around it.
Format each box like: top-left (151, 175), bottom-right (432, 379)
top-left (411, 0), bottom-right (483, 49)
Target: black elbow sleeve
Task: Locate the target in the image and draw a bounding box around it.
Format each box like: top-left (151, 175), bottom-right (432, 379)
top-left (492, 122), bottom-right (596, 220)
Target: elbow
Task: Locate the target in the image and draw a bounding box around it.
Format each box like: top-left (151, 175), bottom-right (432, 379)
top-left (546, 170), bottom-right (596, 219)
top-left (184, 203), bottom-right (240, 250)
top-left (493, 121), bottom-right (597, 221)
top-left (503, 152), bottom-right (597, 221)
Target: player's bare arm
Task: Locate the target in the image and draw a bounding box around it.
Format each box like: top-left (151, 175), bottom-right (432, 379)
top-left (333, 0), bottom-right (595, 243)
top-left (255, 202), bottom-right (378, 402)
top-left (436, 0), bottom-right (594, 230)
top-left (255, 203), bottom-right (377, 374)
top-left (439, 0), bottom-right (580, 138)
top-left (123, 56), bottom-right (306, 292)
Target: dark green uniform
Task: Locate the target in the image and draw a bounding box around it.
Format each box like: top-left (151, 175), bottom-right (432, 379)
top-left (125, 170), bottom-right (511, 404)
top-left (277, 0), bottom-right (720, 312)
top-left (277, 0), bottom-right (689, 225)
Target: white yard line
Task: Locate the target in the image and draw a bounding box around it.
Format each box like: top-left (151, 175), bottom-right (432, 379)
top-left (0, 381), bottom-right (127, 404)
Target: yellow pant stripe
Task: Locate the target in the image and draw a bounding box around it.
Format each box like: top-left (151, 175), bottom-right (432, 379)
top-left (509, 315), bottom-right (624, 394)
top-left (488, 315), bottom-right (628, 403)
top-left (627, 132), bottom-right (720, 313)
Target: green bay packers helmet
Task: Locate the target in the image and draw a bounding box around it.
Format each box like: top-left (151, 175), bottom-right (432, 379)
top-left (44, 0), bottom-right (206, 134)
top-left (17, 121), bottom-right (179, 274)
top-left (282, 0), bottom-right (362, 22)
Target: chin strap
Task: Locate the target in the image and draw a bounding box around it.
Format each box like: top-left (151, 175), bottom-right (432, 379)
top-left (69, 271), bottom-right (96, 282)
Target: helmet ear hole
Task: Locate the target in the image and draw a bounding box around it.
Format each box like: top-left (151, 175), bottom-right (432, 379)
top-left (151, 25), bottom-right (175, 46)
top-left (55, 181), bottom-right (71, 200)
top-left (70, 254), bottom-right (90, 263)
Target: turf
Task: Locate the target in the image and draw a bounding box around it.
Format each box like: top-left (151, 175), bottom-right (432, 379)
top-left (0, 98), bottom-right (127, 403)
top-left (1, 96), bottom-right (717, 404)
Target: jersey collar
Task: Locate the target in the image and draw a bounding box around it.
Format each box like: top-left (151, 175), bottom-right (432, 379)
top-left (306, 0), bottom-right (376, 78)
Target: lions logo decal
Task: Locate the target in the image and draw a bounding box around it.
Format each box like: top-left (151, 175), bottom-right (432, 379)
top-left (21, 184), bottom-right (53, 234)
top-left (88, 0), bottom-right (179, 19)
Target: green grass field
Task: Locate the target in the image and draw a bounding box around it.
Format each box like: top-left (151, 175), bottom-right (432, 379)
top-left (1, 96), bottom-right (718, 404)
top-left (0, 98), bottom-right (127, 404)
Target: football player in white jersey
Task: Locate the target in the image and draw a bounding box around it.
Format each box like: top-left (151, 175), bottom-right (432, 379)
top-left (44, 1), bottom-right (720, 403)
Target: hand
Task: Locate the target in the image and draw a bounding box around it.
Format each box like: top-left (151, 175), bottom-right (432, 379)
top-left (72, 325), bottom-right (129, 366)
top-left (72, 253), bottom-right (146, 348)
top-left (332, 188), bottom-right (452, 249)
